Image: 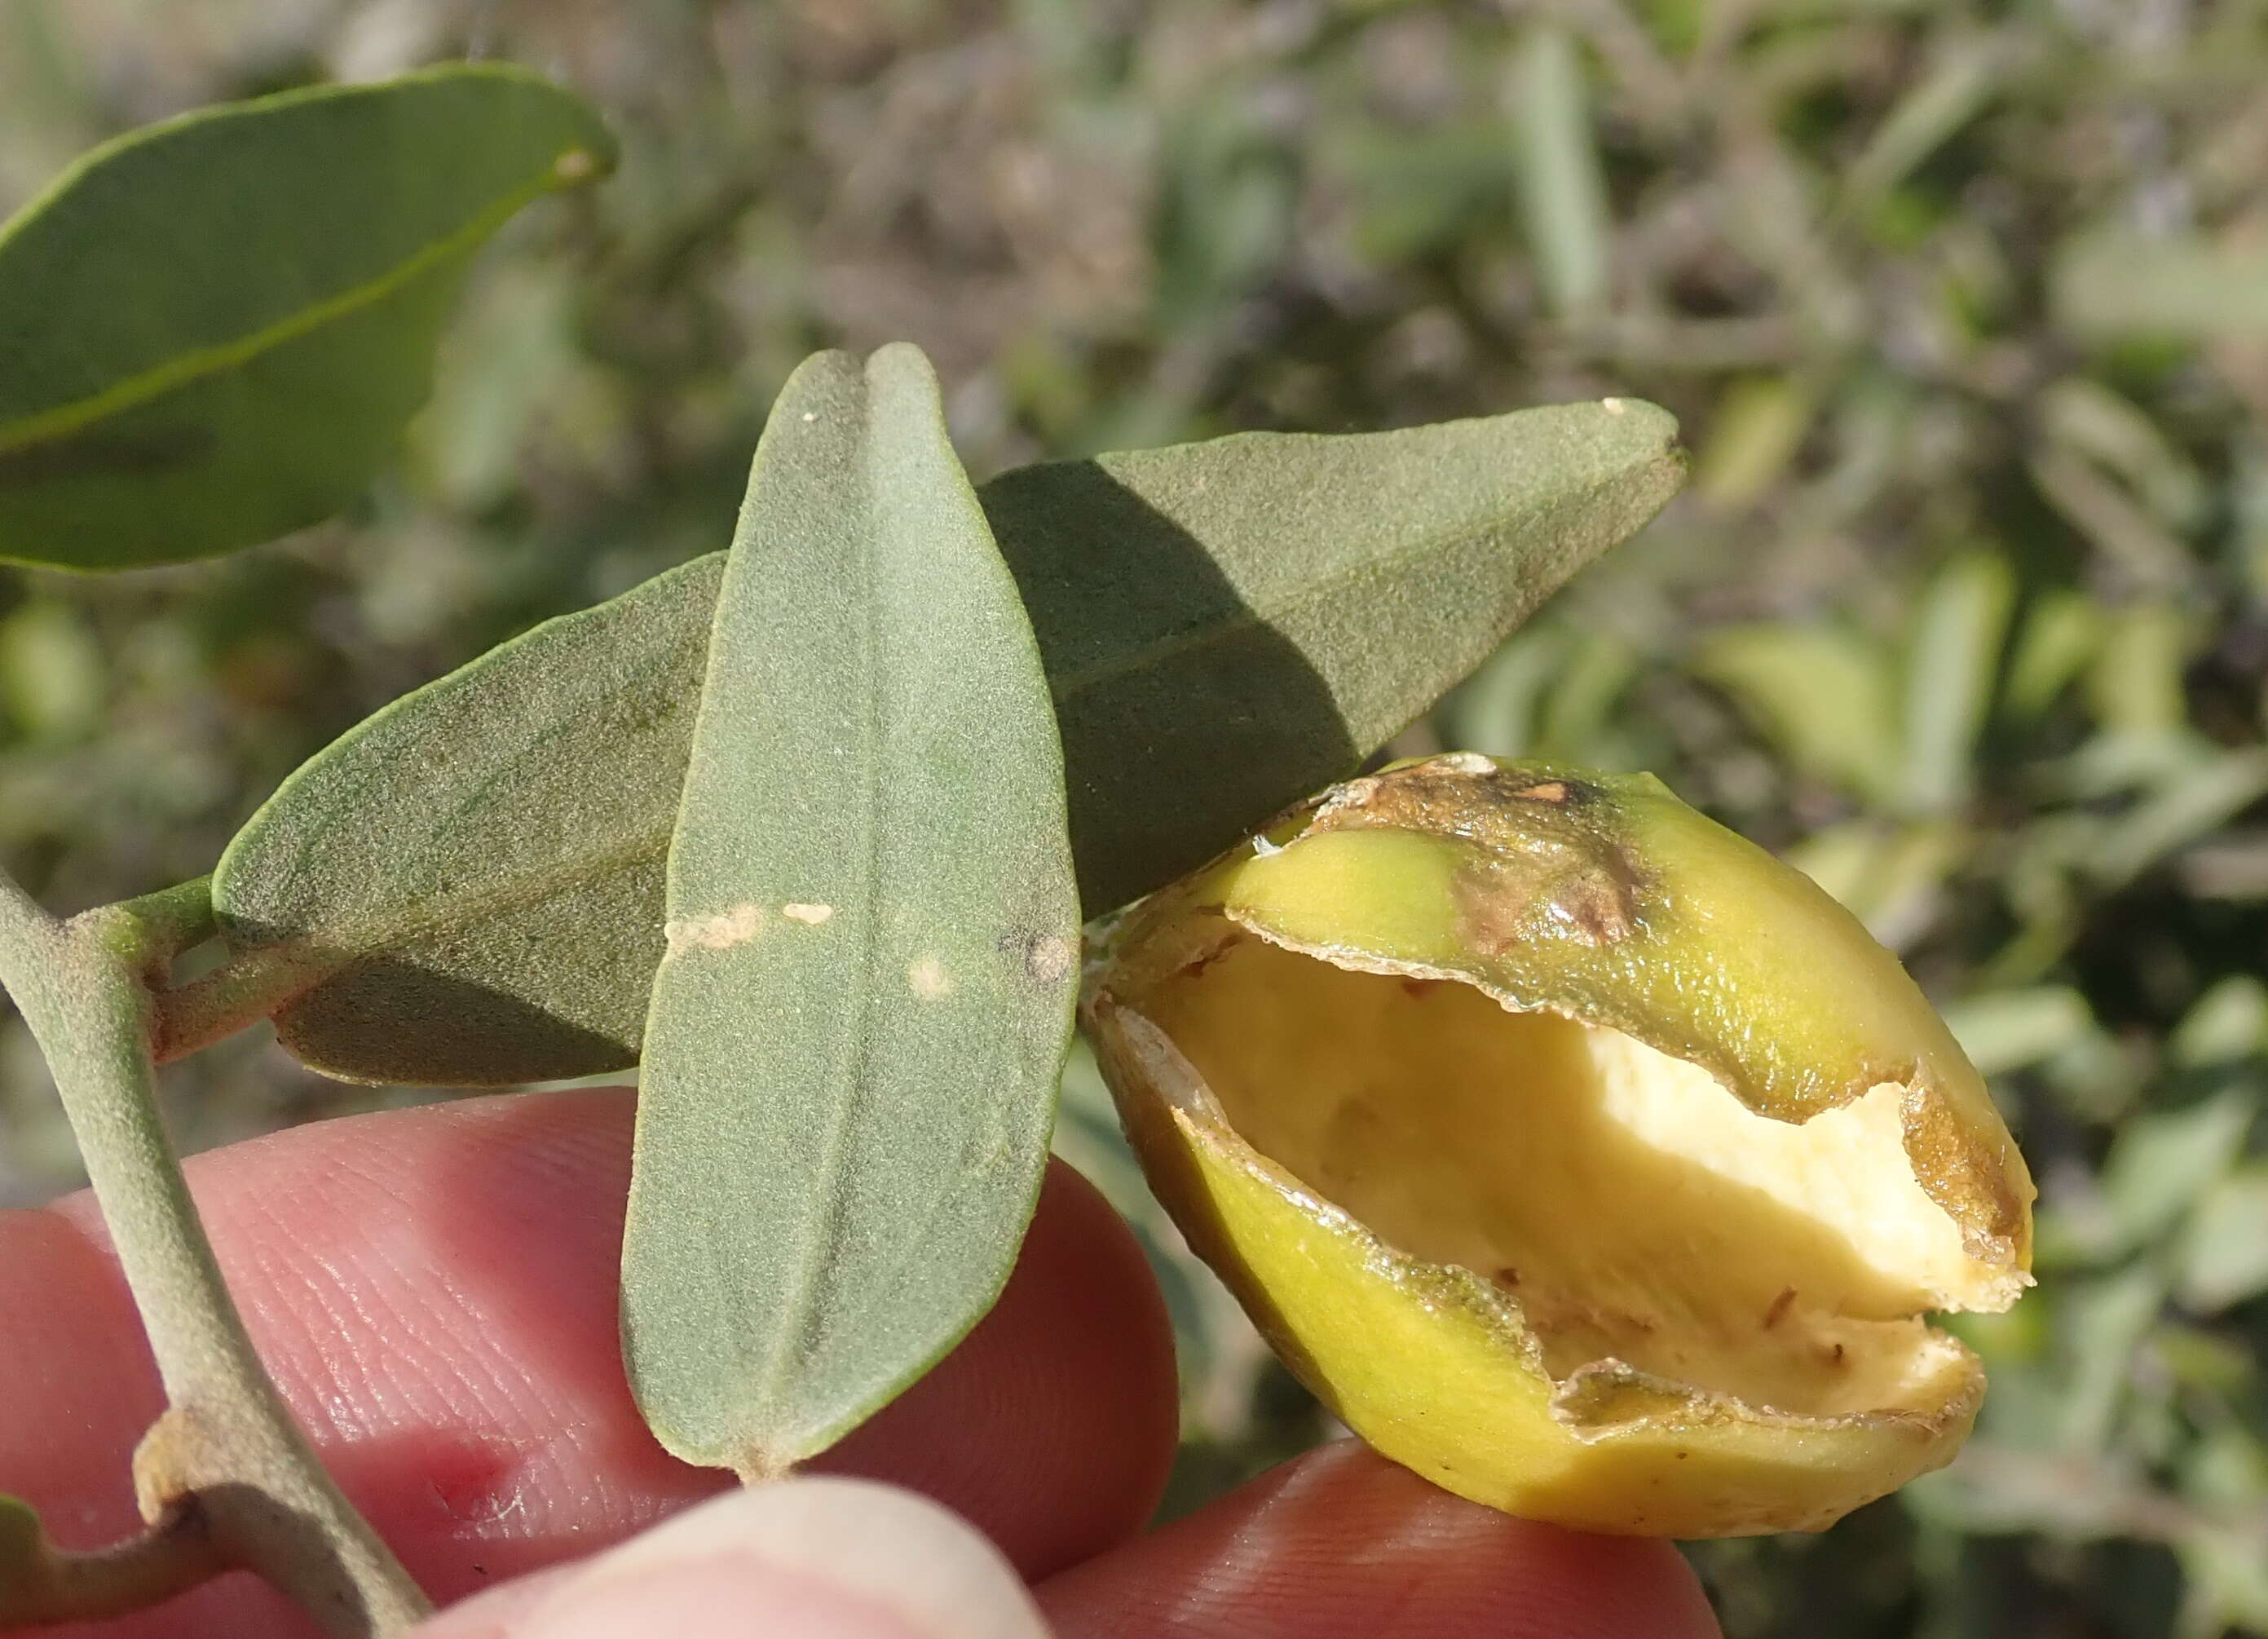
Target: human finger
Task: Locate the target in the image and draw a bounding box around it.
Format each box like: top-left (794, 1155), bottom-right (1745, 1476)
top-left (2, 1087), bottom-right (1176, 1637)
top-left (1038, 1438), bottom-right (1721, 1639)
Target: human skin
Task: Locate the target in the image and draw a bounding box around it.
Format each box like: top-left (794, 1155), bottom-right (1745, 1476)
top-left (0, 1086), bottom-right (1720, 1639)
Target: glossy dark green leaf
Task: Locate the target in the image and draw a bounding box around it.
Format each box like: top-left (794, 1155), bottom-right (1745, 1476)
top-left (0, 64), bottom-right (613, 569)
top-left (622, 343), bottom-right (1079, 1475)
top-left (201, 387), bottom-right (1681, 1085)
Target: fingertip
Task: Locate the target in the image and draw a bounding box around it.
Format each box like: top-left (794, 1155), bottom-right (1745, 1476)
top-left (3, 1089), bottom-right (1180, 1636)
top-left (814, 1159), bottom-right (1180, 1578)
top-left (1040, 1439), bottom-right (1722, 1639)
top-left (416, 1481), bottom-right (1046, 1639)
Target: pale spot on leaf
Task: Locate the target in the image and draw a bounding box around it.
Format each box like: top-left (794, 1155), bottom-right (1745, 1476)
top-left (783, 903), bottom-right (835, 925)
top-left (909, 956), bottom-right (952, 999)
top-left (665, 903), bottom-right (765, 952)
top-left (1021, 933), bottom-right (1075, 985)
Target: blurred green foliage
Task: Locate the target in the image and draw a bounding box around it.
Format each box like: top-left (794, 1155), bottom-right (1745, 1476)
top-left (8, 1), bottom-right (2268, 1632)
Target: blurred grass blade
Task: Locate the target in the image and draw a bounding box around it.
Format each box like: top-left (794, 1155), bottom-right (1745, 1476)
top-left (2037, 378), bottom-right (2207, 528)
top-left (2170, 977), bottom-right (2268, 1067)
top-left (202, 392), bottom-right (1682, 1085)
top-left (1940, 986), bottom-right (2096, 1079)
top-left (2054, 232), bottom-right (2268, 341)
top-left (1902, 553), bottom-right (2014, 815)
top-left (2089, 749), bottom-right (2268, 889)
top-left (622, 344), bottom-right (1079, 1478)
top-left (2084, 602), bottom-right (2194, 743)
top-left (2028, 448), bottom-right (2190, 590)
top-left (1696, 625), bottom-right (1904, 808)
top-left (2181, 1166), bottom-right (2268, 1312)
top-left (2098, 1091), bottom-right (2253, 1256)
top-left (1838, 39), bottom-right (2004, 214)
top-left (2056, 1268), bottom-right (2165, 1456)
top-left (1783, 819), bottom-right (1966, 951)
top-left (1509, 26), bottom-right (1611, 320)
top-left (2003, 590), bottom-right (2103, 721)
top-left (0, 64), bottom-right (613, 568)
top-left (1693, 377), bottom-right (1812, 511)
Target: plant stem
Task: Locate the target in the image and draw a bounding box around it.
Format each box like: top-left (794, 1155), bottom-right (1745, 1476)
top-left (0, 1501), bottom-right (227, 1626)
top-left (0, 872), bottom-right (430, 1636)
top-left (148, 941), bottom-right (315, 1067)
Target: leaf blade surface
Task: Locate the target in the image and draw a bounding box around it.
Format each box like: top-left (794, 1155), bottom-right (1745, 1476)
top-left (621, 344), bottom-right (1079, 1473)
top-left (205, 391), bottom-right (1683, 1084)
top-left (0, 64), bottom-right (613, 568)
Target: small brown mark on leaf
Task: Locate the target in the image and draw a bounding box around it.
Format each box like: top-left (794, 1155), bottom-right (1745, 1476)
top-left (665, 903), bottom-right (764, 952)
top-left (1511, 780), bottom-right (1570, 804)
top-left (1493, 1266), bottom-right (1521, 1288)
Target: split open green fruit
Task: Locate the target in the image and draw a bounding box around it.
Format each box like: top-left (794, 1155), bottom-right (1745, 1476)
top-left (1083, 753), bottom-right (2034, 1537)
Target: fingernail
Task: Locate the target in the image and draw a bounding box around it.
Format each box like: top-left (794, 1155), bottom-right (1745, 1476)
top-left (511, 1479), bottom-right (1050, 1639)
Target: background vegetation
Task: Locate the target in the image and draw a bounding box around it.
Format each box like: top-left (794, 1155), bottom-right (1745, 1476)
top-left (7, 1), bottom-right (2268, 1633)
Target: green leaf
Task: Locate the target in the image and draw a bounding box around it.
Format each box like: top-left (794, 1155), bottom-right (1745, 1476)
top-left (201, 555), bottom-right (721, 1085)
top-left (203, 387), bottom-right (1681, 1085)
top-left (0, 64), bottom-right (613, 569)
top-left (621, 344), bottom-right (1079, 1476)
top-left (986, 395), bottom-right (1683, 910)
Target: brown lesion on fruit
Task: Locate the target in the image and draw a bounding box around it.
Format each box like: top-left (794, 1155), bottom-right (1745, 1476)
top-left (1763, 1287), bottom-right (1798, 1329)
top-left (1901, 1085), bottom-right (2032, 1278)
top-left (1304, 758), bottom-right (1650, 952)
top-left (1453, 845), bottom-right (1643, 953)
top-left (1313, 758), bottom-right (1611, 843)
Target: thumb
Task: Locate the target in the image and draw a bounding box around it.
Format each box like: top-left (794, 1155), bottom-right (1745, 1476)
top-left (414, 1478), bottom-right (1051, 1639)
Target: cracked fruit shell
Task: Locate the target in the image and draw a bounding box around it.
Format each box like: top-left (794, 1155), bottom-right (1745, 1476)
top-left (1083, 754), bottom-right (2034, 1537)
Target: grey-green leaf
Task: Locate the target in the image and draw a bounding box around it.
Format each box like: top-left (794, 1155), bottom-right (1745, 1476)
top-left (990, 394), bottom-right (1682, 910)
top-left (196, 555), bottom-right (721, 1085)
top-left (623, 344), bottom-right (1079, 1475)
top-left (200, 388), bottom-right (1680, 1085)
top-left (0, 64), bottom-right (613, 569)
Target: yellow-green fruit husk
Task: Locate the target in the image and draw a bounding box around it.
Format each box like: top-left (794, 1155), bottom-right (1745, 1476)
top-left (1083, 753), bottom-right (2034, 1537)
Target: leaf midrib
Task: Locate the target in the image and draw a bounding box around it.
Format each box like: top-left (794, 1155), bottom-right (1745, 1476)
top-left (0, 161), bottom-right (583, 455)
top-left (748, 379), bottom-right (893, 1447)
